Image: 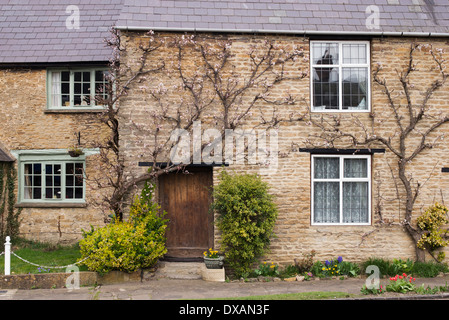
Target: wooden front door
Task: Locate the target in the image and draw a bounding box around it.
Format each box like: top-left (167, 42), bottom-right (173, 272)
top-left (159, 167), bottom-right (213, 259)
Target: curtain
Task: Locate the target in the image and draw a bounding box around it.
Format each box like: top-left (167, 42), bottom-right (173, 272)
top-left (314, 182), bottom-right (340, 223)
top-left (313, 157), bottom-right (368, 223)
top-left (343, 159), bottom-right (368, 223)
top-left (314, 157), bottom-right (340, 223)
top-left (343, 182), bottom-right (368, 223)
top-left (51, 72), bottom-right (61, 107)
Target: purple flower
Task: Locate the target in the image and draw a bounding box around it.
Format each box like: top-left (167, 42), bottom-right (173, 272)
top-left (337, 256), bottom-right (343, 263)
top-left (325, 260), bottom-right (330, 266)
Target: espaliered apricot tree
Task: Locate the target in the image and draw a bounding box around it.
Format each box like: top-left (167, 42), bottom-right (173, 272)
top-left (303, 43), bottom-right (448, 262)
top-left (87, 29), bottom-right (306, 221)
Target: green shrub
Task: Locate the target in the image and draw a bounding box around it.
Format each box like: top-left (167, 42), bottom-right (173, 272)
top-left (361, 257), bottom-right (395, 278)
top-left (412, 261), bottom-right (449, 278)
top-left (391, 258), bottom-right (414, 275)
top-left (362, 257), bottom-right (449, 278)
top-left (79, 181), bottom-right (168, 274)
top-left (212, 170), bottom-right (278, 278)
top-left (252, 262), bottom-right (279, 278)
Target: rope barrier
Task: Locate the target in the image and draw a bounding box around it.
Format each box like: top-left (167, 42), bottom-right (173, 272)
top-left (9, 251), bottom-right (89, 270)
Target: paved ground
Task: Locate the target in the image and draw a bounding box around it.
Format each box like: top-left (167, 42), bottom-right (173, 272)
top-left (1, 274), bottom-right (449, 301)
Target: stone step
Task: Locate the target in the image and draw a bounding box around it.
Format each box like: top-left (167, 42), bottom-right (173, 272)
top-left (154, 261), bottom-right (204, 280)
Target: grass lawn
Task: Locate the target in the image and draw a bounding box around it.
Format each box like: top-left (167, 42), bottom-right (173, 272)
top-left (0, 238), bottom-right (88, 275)
top-left (209, 291), bottom-right (356, 300)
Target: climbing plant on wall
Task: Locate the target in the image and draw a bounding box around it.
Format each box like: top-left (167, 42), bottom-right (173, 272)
top-left (0, 163), bottom-right (22, 241)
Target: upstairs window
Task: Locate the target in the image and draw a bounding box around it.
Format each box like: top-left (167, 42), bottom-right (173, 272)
top-left (47, 68), bottom-right (109, 109)
top-left (311, 41), bottom-right (370, 111)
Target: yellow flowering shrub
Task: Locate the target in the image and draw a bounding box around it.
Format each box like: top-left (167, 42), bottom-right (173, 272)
top-left (417, 203), bottom-right (449, 254)
top-left (79, 181), bottom-right (168, 274)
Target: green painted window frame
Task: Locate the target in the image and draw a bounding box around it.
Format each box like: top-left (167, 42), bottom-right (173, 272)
top-left (16, 152), bottom-right (86, 204)
top-left (46, 67), bottom-right (109, 110)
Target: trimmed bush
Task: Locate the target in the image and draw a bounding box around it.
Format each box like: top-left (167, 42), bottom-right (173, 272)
top-left (212, 170), bottom-right (278, 278)
top-left (79, 181), bottom-right (168, 274)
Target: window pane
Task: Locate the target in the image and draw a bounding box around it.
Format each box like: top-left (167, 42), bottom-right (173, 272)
top-left (342, 44), bottom-right (367, 64)
top-left (74, 187), bottom-right (83, 199)
top-left (75, 163), bottom-right (83, 174)
top-left (66, 187), bottom-right (74, 199)
top-left (343, 182), bottom-right (369, 223)
top-left (342, 67), bottom-right (368, 110)
top-left (44, 164), bottom-right (61, 199)
top-left (66, 163), bottom-right (84, 198)
top-left (312, 43), bottom-right (339, 65)
top-left (74, 71), bottom-right (81, 82)
top-left (61, 71), bottom-right (70, 82)
top-left (344, 158), bottom-right (367, 178)
top-left (61, 83), bottom-right (70, 94)
top-left (24, 163), bottom-right (42, 199)
top-left (24, 187), bottom-right (32, 199)
top-left (314, 157), bottom-right (339, 179)
top-left (82, 71), bottom-right (90, 82)
top-left (66, 163), bottom-right (74, 174)
top-left (314, 182), bottom-right (340, 223)
top-left (33, 187), bottom-right (42, 199)
top-left (313, 68), bottom-right (339, 109)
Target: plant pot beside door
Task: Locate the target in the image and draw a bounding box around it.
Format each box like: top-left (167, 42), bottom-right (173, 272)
top-left (203, 249), bottom-right (224, 269)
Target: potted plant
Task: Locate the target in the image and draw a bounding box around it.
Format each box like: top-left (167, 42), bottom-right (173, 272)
top-left (68, 146), bottom-right (84, 157)
top-left (203, 248), bottom-right (224, 269)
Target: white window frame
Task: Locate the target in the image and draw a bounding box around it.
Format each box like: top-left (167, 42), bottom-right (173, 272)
top-left (46, 68), bottom-right (109, 110)
top-left (310, 40), bottom-right (371, 112)
top-left (16, 151), bottom-right (86, 204)
top-left (311, 154), bottom-right (371, 226)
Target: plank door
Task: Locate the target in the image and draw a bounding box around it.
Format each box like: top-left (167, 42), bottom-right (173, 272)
top-left (159, 167), bottom-right (213, 259)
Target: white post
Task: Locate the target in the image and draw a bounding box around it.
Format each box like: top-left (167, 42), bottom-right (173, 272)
top-left (4, 236), bottom-right (10, 276)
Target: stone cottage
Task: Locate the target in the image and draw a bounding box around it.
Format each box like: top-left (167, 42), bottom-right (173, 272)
top-left (0, 1), bottom-right (124, 243)
top-left (1, 0), bottom-right (449, 265)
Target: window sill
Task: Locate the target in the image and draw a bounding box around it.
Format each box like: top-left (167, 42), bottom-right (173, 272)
top-left (15, 202), bottom-right (87, 208)
top-left (44, 108), bottom-right (105, 114)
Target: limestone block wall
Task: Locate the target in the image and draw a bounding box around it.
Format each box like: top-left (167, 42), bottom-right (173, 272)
top-left (118, 31), bottom-right (449, 265)
top-left (0, 68), bottom-right (109, 243)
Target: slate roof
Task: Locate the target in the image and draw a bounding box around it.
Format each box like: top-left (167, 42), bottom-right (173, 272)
top-left (0, 144), bottom-right (14, 162)
top-left (116, 0), bottom-right (449, 35)
top-left (0, 0), bottom-right (124, 64)
top-left (0, 0), bottom-right (448, 64)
